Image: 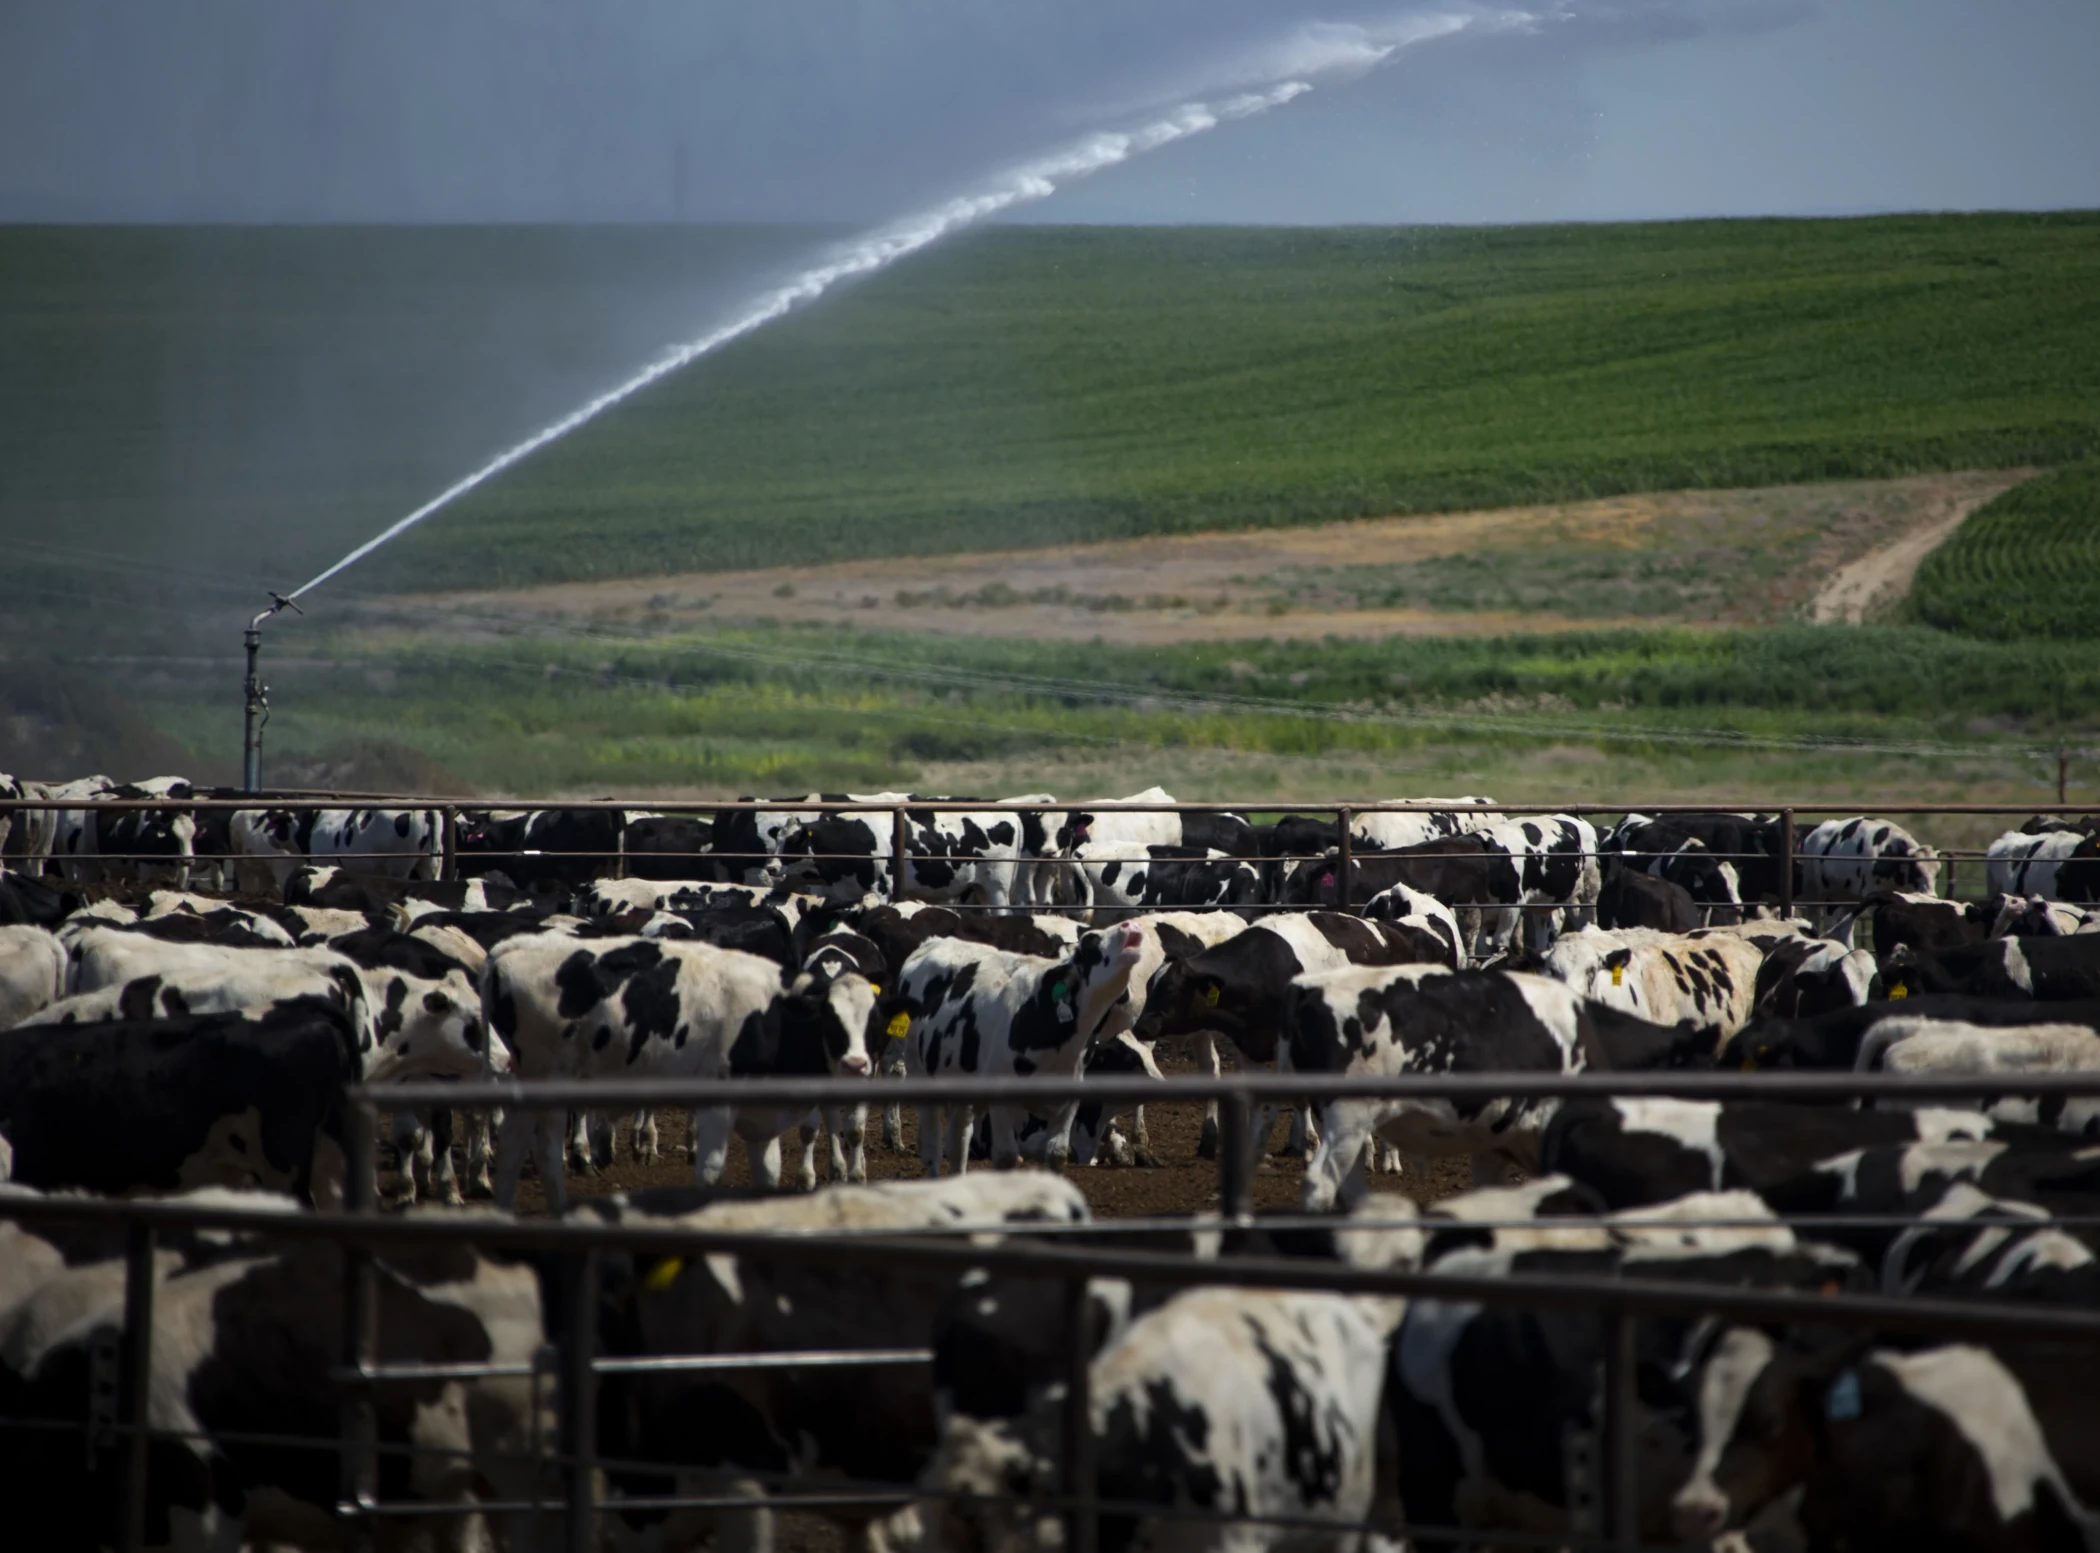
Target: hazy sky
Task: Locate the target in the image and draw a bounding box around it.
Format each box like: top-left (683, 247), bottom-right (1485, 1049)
top-left (3, 0), bottom-right (2096, 228)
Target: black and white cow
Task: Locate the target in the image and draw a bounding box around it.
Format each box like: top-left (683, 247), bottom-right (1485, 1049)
top-left (1672, 1329), bottom-right (2100, 1549)
top-left (777, 795), bottom-right (1063, 911)
top-left (1537, 926), bottom-right (1766, 1042)
top-left (1797, 816), bottom-right (1941, 942)
top-left (485, 932), bottom-right (875, 1210)
top-left (1752, 934), bottom-right (1881, 1019)
top-left (283, 863), bottom-right (521, 916)
top-left (1539, 1097), bottom-right (1997, 1209)
top-left (0, 925), bottom-right (65, 1030)
top-left (1886, 933), bottom-right (2100, 1002)
top-left (926, 1287), bottom-right (1406, 1553)
top-left (1988, 826), bottom-right (2100, 904)
top-left (1133, 913), bottom-right (1432, 1160)
top-left (452, 805), bottom-right (626, 890)
top-left (1359, 881), bottom-right (1467, 968)
top-left (1605, 815), bottom-right (1746, 925)
top-left (231, 805), bottom-right (441, 893)
top-left (1350, 797), bottom-right (1501, 850)
top-left (1286, 965), bottom-right (1593, 1208)
top-left (0, 999), bottom-right (363, 1204)
top-left (1853, 1017), bottom-right (2100, 1136)
top-left (899, 924), bottom-right (1147, 1174)
top-left (1394, 1186), bottom-right (1862, 1547)
top-left (1724, 994), bottom-right (2100, 1071)
top-left (622, 813), bottom-right (715, 879)
top-left (1048, 789), bottom-right (1259, 920)
top-left (0, 1222), bottom-right (550, 1550)
top-left (706, 791), bottom-right (918, 886)
top-left (572, 1175), bottom-right (1090, 1550)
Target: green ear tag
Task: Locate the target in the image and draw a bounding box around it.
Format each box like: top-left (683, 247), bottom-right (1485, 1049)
top-left (1202, 984), bottom-right (1221, 1007)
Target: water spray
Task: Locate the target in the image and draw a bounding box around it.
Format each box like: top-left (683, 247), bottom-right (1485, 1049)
top-left (236, 8), bottom-right (1511, 782)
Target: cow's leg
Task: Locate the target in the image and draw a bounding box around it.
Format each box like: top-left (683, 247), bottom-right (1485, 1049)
top-left (946, 1106), bottom-right (976, 1177)
top-left (992, 1105), bottom-right (1031, 1170)
top-left (1277, 1103), bottom-right (1310, 1158)
top-left (532, 1111), bottom-right (570, 1215)
top-left (492, 1107), bottom-right (534, 1211)
top-left (633, 1107), bottom-right (660, 1165)
top-left (751, 1132), bottom-right (787, 1191)
top-left (387, 1112), bottom-right (427, 1208)
top-left (691, 1107), bottom-right (734, 1186)
top-left (1131, 1104), bottom-right (1159, 1168)
top-left (1299, 1103), bottom-right (1370, 1212)
top-left (427, 1108), bottom-right (464, 1208)
top-left (565, 1110), bottom-right (592, 1174)
top-left (465, 1110), bottom-right (497, 1197)
top-left (919, 1103), bottom-right (945, 1177)
top-left (791, 1122), bottom-right (819, 1191)
top-left (881, 1044), bottom-right (909, 1151)
top-left (1196, 1034), bottom-right (1223, 1160)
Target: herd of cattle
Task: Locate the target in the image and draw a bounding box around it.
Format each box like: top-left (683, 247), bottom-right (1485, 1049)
top-left (4, 778), bottom-right (2100, 1549)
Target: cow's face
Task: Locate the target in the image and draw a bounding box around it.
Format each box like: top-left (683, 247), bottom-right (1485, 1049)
top-left (1673, 1329), bottom-right (1828, 1542)
top-left (791, 970), bottom-right (875, 1076)
top-left (1065, 925), bottom-right (1147, 1040)
top-left (362, 972), bottom-right (488, 1083)
top-left (1132, 957), bottom-right (1222, 1043)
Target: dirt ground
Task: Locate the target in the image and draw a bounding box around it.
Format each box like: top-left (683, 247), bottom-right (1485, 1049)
top-left (383, 1051), bottom-right (1476, 1219)
top-left (395, 471), bottom-right (2023, 647)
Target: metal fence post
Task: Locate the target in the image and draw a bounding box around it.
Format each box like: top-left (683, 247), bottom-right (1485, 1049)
top-left (560, 1251), bottom-right (600, 1553)
top-left (118, 1222), bottom-right (157, 1553)
top-left (892, 806), bottom-right (910, 904)
top-left (1217, 1090), bottom-right (1253, 1222)
top-left (1062, 1276), bottom-right (1098, 1553)
top-left (439, 805), bottom-right (459, 881)
top-left (1601, 1306), bottom-right (1639, 1550)
top-left (1334, 806), bottom-right (1353, 912)
top-left (1777, 808), bottom-right (1796, 922)
top-left (338, 1099), bottom-right (379, 1553)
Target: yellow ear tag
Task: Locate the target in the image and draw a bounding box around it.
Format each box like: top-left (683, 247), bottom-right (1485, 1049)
top-left (886, 1012), bottom-right (911, 1039)
top-left (642, 1257), bottom-right (685, 1293)
top-left (1889, 982), bottom-right (1908, 1000)
top-left (1202, 984), bottom-right (1221, 1008)
top-left (870, 983), bottom-right (883, 995)
top-left (1610, 965), bottom-right (1623, 986)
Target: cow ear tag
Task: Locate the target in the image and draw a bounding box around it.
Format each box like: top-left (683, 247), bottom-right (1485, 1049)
top-left (886, 1012), bottom-right (911, 1039)
top-left (1202, 983), bottom-right (1221, 1008)
top-left (642, 1257), bottom-right (686, 1293)
top-left (1889, 982), bottom-right (1908, 999)
top-left (1825, 1370), bottom-right (1863, 1421)
top-left (1610, 965), bottom-right (1624, 986)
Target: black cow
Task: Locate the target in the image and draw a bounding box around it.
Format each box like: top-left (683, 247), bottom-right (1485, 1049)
top-left (0, 999), bottom-right (360, 1205)
top-left (1596, 868), bottom-right (1701, 932)
top-left (622, 814), bottom-right (715, 880)
top-left (1721, 995), bottom-right (2100, 1070)
top-left (1886, 934), bottom-right (2100, 1001)
top-left (0, 870), bottom-right (74, 928)
top-left (454, 807), bottom-right (624, 889)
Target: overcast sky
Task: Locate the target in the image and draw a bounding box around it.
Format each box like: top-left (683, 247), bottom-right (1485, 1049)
top-left (3, 0), bottom-right (2096, 228)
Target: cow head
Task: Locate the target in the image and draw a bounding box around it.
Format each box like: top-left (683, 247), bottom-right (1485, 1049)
top-left (360, 971), bottom-right (489, 1084)
top-left (1131, 955), bottom-right (1227, 1045)
top-left (1673, 1328), bottom-right (1855, 1543)
top-left (1054, 925), bottom-right (1147, 1045)
top-left (784, 968), bottom-right (875, 1076)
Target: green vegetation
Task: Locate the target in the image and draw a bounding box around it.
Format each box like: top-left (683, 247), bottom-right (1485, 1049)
top-left (366, 212), bottom-right (2100, 589)
top-left (1912, 459), bottom-right (2100, 640)
top-left (2, 216), bottom-right (2095, 608)
top-left (117, 617), bottom-right (2097, 803)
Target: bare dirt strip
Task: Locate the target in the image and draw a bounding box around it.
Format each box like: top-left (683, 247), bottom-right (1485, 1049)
top-left (407, 471), bottom-right (2024, 646)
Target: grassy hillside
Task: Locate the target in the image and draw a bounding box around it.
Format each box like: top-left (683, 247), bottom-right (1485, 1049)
top-left (1912, 458), bottom-right (2100, 640)
top-left (2, 215), bottom-right (2095, 614)
top-left (365, 212), bottom-right (2100, 589)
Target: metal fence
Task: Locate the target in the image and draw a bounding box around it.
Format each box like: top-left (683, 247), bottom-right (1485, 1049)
top-left (3, 793), bottom-right (2092, 918)
top-left (9, 1066), bottom-right (2100, 1552)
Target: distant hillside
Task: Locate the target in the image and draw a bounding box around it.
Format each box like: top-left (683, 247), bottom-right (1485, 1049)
top-left (1912, 458), bottom-right (2100, 641)
top-left (365, 212), bottom-right (2100, 589)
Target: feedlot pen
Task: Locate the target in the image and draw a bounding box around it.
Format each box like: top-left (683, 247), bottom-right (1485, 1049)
top-left (9, 1069), bottom-right (2100, 1553)
top-left (5, 795), bottom-right (2100, 1549)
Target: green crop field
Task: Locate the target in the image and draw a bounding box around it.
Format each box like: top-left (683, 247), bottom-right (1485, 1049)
top-left (2, 213), bottom-right (2097, 608)
top-left (363, 211), bottom-right (2100, 589)
top-left (1911, 458), bottom-right (2100, 641)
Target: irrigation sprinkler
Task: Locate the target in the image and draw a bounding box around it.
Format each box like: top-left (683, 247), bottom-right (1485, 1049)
top-left (241, 592), bottom-right (301, 794)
